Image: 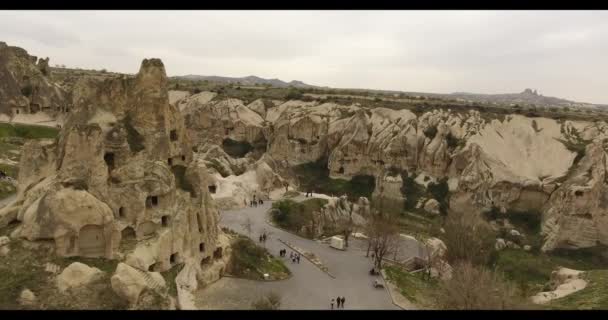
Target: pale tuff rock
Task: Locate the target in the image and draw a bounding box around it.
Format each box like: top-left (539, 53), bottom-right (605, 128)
top-left (495, 238), bottom-right (507, 251)
top-left (0, 58), bottom-right (229, 307)
top-left (0, 235), bottom-right (9, 256)
top-left (0, 235), bottom-right (9, 246)
top-left (183, 97), bottom-right (265, 148)
top-left (56, 262), bottom-right (105, 292)
top-left (0, 42), bottom-right (69, 118)
top-left (423, 198), bottom-right (441, 215)
top-left (178, 88), bottom-right (608, 251)
top-left (541, 139), bottom-right (608, 251)
top-left (110, 262), bottom-right (167, 305)
top-left (303, 196), bottom-right (369, 238)
top-left (18, 289), bottom-right (37, 306)
top-left (372, 172), bottom-right (405, 213)
top-left (531, 268), bottom-right (587, 304)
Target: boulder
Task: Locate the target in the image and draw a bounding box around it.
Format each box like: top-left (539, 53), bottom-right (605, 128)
top-left (523, 245), bottom-right (532, 251)
top-left (495, 238), bottom-right (506, 251)
top-left (425, 237), bottom-right (447, 259)
top-left (56, 262), bottom-right (105, 292)
top-left (423, 199), bottom-right (441, 215)
top-left (18, 289), bottom-right (36, 306)
top-left (111, 262), bottom-right (166, 305)
top-left (0, 236), bottom-right (9, 256)
top-left (510, 229), bottom-right (521, 237)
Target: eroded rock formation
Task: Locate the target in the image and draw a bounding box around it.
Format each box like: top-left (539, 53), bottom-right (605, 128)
top-left (0, 58), bottom-right (231, 308)
top-left (0, 42), bottom-right (69, 121)
top-left (178, 92), bottom-right (608, 251)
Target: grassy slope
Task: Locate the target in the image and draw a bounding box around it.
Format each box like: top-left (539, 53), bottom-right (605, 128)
top-left (0, 124), bottom-right (59, 200)
top-left (228, 236), bottom-right (290, 281)
top-left (293, 158), bottom-right (375, 201)
top-left (270, 198), bottom-right (328, 238)
top-left (547, 270), bottom-right (608, 310)
top-left (384, 265), bottom-right (438, 308)
top-left (0, 240), bottom-right (126, 310)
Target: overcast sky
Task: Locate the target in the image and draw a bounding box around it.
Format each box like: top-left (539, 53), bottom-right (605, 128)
top-left (1, 10), bottom-right (607, 104)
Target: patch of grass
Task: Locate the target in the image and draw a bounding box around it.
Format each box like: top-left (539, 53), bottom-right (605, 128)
top-left (423, 126), bottom-right (438, 140)
top-left (384, 265), bottom-right (438, 307)
top-left (492, 248), bottom-right (607, 297)
top-left (401, 173), bottom-right (425, 212)
top-left (0, 240), bottom-right (127, 310)
top-left (547, 270), bottom-right (608, 310)
top-left (427, 178), bottom-right (449, 215)
top-left (283, 190), bottom-right (301, 198)
top-left (170, 165), bottom-right (194, 194)
top-left (293, 157), bottom-right (375, 201)
top-left (0, 179), bottom-right (16, 200)
top-left (221, 138), bottom-right (253, 158)
top-left (123, 115), bottom-right (145, 153)
top-left (0, 123), bottom-right (59, 140)
top-left (271, 198), bottom-right (328, 238)
top-left (161, 263), bottom-right (184, 297)
top-left (228, 236), bottom-right (290, 280)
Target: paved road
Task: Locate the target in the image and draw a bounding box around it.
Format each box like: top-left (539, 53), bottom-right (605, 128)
top-left (195, 196), bottom-right (402, 310)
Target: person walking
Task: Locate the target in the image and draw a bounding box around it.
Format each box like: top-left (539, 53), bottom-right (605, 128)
top-left (340, 297), bottom-right (345, 309)
top-left (297, 254), bottom-right (300, 264)
top-left (330, 298), bottom-right (335, 310)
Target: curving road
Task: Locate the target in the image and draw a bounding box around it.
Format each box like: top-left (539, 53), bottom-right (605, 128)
top-left (195, 195), bottom-right (402, 310)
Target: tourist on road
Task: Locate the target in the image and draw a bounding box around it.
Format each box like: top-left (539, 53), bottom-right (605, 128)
top-left (341, 297), bottom-right (345, 308)
top-left (296, 254), bottom-right (300, 264)
top-left (336, 296), bottom-right (341, 308)
top-left (331, 298), bottom-right (335, 310)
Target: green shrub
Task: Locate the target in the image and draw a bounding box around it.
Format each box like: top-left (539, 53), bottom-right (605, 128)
top-left (123, 115), bottom-right (145, 153)
top-left (293, 157), bottom-right (375, 201)
top-left (423, 126), bottom-right (438, 140)
top-left (427, 178), bottom-right (450, 215)
top-left (401, 173), bottom-right (425, 211)
top-left (284, 89), bottom-right (303, 100)
top-left (20, 85), bottom-right (33, 97)
top-left (0, 123), bottom-right (59, 140)
top-left (221, 138), bottom-right (253, 158)
top-left (171, 165), bottom-right (194, 194)
top-left (229, 237), bottom-right (290, 280)
top-left (271, 198), bottom-right (328, 237)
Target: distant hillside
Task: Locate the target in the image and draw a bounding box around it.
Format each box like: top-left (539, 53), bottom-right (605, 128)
top-left (404, 88), bottom-right (603, 110)
top-left (172, 74), bottom-right (324, 89)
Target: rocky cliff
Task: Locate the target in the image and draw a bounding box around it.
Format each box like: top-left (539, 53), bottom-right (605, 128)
top-left (178, 92), bottom-right (608, 252)
top-left (0, 42), bottom-right (69, 121)
top-left (0, 58), bottom-right (231, 307)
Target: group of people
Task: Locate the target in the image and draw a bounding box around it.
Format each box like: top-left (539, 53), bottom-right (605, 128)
top-left (278, 249), bottom-right (301, 264)
top-left (330, 296), bottom-right (346, 309)
top-left (248, 194), bottom-right (264, 207)
top-left (259, 232), bottom-right (268, 243)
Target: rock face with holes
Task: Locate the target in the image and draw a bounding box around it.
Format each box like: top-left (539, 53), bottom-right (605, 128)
top-left (540, 139), bottom-right (608, 251)
top-left (0, 42), bottom-right (69, 118)
top-left (0, 58), bottom-right (231, 304)
top-left (178, 90), bottom-right (608, 251)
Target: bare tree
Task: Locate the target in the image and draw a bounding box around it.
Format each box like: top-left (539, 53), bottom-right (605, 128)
top-left (441, 210), bottom-right (496, 266)
top-left (252, 292), bottom-right (281, 310)
top-left (435, 261), bottom-right (528, 310)
top-left (367, 212), bottom-right (400, 270)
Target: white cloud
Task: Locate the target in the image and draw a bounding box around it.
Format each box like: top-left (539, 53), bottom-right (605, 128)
top-left (0, 10), bottom-right (606, 104)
